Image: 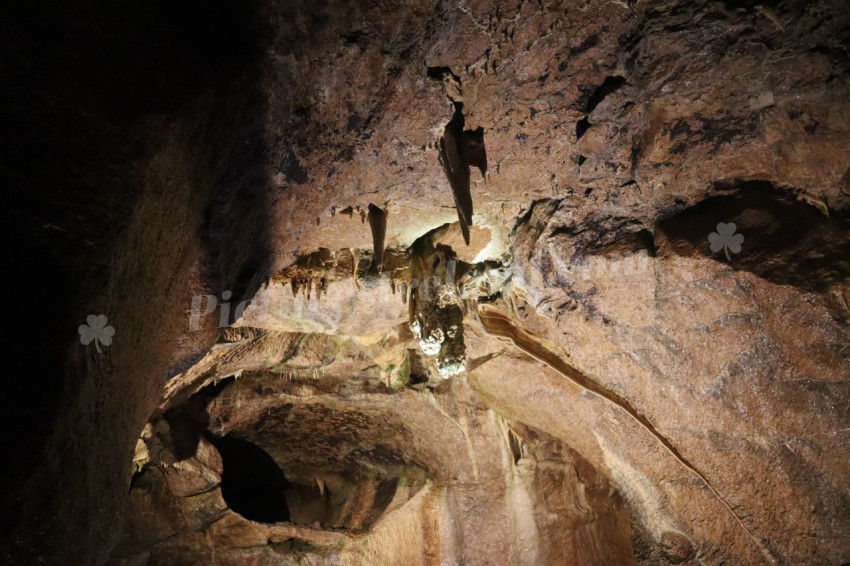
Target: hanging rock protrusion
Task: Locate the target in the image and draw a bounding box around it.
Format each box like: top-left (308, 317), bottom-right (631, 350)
top-left (367, 203), bottom-right (387, 272)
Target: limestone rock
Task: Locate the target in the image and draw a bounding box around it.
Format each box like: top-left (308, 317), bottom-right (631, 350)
top-left (5, 0), bottom-right (850, 565)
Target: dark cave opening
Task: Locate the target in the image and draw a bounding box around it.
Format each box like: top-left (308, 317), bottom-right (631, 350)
top-left (212, 436), bottom-right (291, 524)
top-left (657, 180), bottom-right (850, 299)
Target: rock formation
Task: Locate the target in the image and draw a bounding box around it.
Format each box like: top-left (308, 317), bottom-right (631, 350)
top-left (2, 0), bottom-right (849, 565)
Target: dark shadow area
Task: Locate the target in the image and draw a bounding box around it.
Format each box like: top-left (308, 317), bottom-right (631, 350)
top-left (657, 181), bottom-right (850, 315)
top-left (163, 375), bottom-right (237, 462)
top-left (363, 478), bottom-right (399, 527)
top-left (585, 75), bottom-right (626, 113)
top-left (549, 213), bottom-right (654, 261)
top-left (576, 116), bottom-right (590, 140)
top-left (463, 126), bottom-right (488, 178)
top-left (0, 234), bottom-right (71, 537)
top-left (426, 66), bottom-right (459, 82)
top-left (0, 0), bottom-right (273, 561)
top-left (213, 436), bottom-right (291, 524)
top-left (721, 0), bottom-right (779, 11)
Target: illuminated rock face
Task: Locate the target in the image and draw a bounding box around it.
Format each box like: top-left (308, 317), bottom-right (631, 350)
top-left (3, 0), bottom-right (850, 565)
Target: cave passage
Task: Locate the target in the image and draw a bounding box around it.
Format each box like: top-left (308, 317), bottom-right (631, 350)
top-left (213, 435), bottom-right (291, 524)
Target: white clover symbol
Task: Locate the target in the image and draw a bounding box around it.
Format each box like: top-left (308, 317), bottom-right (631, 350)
top-left (78, 314), bottom-right (115, 353)
top-left (708, 222), bottom-right (744, 261)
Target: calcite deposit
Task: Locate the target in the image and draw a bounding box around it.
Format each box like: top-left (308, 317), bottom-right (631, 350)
top-left (2, 0), bottom-right (849, 565)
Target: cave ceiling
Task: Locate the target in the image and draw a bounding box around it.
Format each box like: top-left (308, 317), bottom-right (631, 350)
top-left (2, 0), bottom-right (850, 565)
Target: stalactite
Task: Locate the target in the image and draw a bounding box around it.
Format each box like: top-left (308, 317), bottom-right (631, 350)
top-left (438, 104), bottom-right (474, 245)
top-left (367, 203), bottom-right (387, 272)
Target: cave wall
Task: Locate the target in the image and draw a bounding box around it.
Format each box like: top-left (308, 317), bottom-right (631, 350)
top-left (2, 0), bottom-right (849, 565)
top-left (1, 1), bottom-right (271, 563)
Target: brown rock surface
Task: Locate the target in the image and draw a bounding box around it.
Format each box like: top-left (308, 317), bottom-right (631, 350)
top-left (3, 0), bottom-right (850, 565)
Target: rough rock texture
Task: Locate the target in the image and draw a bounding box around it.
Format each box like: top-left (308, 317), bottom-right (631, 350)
top-left (1, 1), bottom-right (271, 563)
top-left (3, 0), bottom-right (850, 565)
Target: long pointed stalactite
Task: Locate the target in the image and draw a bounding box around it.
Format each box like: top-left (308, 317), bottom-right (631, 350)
top-left (476, 304), bottom-right (778, 565)
top-left (438, 104), bottom-right (475, 246)
top-left (367, 203), bottom-right (387, 272)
